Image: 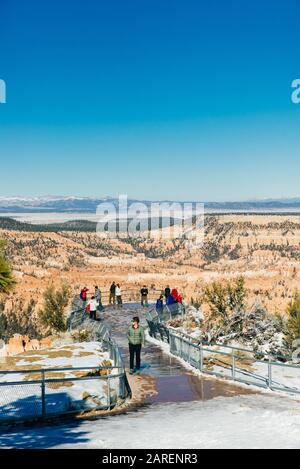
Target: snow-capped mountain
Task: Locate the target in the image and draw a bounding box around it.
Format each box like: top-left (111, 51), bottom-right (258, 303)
top-left (1, 195), bottom-right (300, 213)
top-left (0, 196), bottom-right (115, 212)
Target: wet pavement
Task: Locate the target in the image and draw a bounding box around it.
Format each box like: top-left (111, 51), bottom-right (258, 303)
top-left (102, 304), bottom-right (254, 404)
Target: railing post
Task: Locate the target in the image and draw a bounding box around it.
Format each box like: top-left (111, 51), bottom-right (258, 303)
top-left (232, 350), bottom-right (236, 380)
top-left (200, 344), bottom-right (203, 372)
top-left (107, 378), bottom-right (111, 410)
top-left (119, 374), bottom-right (125, 400)
top-left (41, 371), bottom-right (46, 419)
top-left (268, 358), bottom-right (272, 389)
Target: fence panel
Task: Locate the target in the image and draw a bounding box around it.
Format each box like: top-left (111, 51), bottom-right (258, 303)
top-left (148, 319), bottom-right (300, 396)
top-left (0, 305), bottom-right (131, 425)
top-left (0, 382), bottom-right (43, 422)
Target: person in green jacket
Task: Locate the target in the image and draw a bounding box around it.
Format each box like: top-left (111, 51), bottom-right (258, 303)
top-left (127, 316), bottom-right (145, 375)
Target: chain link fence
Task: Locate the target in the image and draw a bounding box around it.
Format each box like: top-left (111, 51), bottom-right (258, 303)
top-left (0, 305), bottom-right (131, 425)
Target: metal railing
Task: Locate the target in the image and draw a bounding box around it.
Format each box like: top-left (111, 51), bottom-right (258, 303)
top-left (0, 364), bottom-right (129, 424)
top-left (0, 305), bottom-right (131, 425)
top-left (147, 311), bottom-right (300, 396)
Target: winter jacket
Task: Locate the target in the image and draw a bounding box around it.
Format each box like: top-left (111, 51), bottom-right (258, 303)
top-left (87, 299), bottom-right (99, 312)
top-left (141, 288), bottom-right (148, 297)
top-left (95, 289), bottom-right (102, 302)
top-left (171, 289), bottom-right (179, 302)
top-left (127, 325), bottom-right (145, 346)
top-left (166, 295), bottom-right (175, 305)
top-left (156, 298), bottom-right (163, 309)
top-left (80, 289), bottom-right (88, 301)
top-left (110, 284), bottom-right (116, 294)
top-left (116, 286), bottom-right (122, 296)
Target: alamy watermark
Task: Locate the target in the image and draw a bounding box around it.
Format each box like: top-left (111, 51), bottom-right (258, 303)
top-left (0, 79), bottom-right (6, 104)
top-left (291, 78), bottom-right (300, 104)
top-left (95, 195), bottom-right (204, 249)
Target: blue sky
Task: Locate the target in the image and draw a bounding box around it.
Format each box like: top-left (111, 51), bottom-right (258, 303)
top-left (0, 0), bottom-right (300, 201)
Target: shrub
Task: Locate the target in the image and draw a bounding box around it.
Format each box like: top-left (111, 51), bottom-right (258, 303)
top-left (71, 329), bottom-right (90, 342)
top-left (285, 291), bottom-right (300, 347)
top-left (39, 283), bottom-right (70, 333)
top-left (227, 276), bottom-right (246, 312)
top-left (204, 276), bottom-right (247, 321)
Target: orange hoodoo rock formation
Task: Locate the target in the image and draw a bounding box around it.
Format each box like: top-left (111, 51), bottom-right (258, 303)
top-left (1, 334), bottom-right (52, 357)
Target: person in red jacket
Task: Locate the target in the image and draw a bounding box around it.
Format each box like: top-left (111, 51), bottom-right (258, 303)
top-left (80, 287), bottom-right (89, 302)
top-left (171, 288), bottom-right (179, 302)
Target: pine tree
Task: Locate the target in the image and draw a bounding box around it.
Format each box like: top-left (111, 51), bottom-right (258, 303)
top-left (39, 283), bottom-right (70, 333)
top-left (227, 276), bottom-right (246, 312)
top-left (0, 240), bottom-right (15, 294)
top-left (286, 291), bottom-right (300, 347)
top-left (203, 281), bottom-right (229, 320)
top-left (204, 276), bottom-right (247, 321)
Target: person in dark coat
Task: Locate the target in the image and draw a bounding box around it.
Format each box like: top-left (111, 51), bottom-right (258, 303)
top-left (156, 295), bottom-right (164, 315)
top-left (109, 282), bottom-right (116, 305)
top-left (164, 285), bottom-right (171, 299)
top-left (140, 285), bottom-right (149, 307)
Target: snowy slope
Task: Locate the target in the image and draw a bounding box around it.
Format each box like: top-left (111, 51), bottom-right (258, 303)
top-left (0, 394), bottom-right (300, 449)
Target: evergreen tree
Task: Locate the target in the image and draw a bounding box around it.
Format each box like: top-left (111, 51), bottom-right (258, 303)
top-left (204, 281), bottom-right (229, 320)
top-left (0, 240), bottom-right (15, 294)
top-left (286, 291), bottom-right (300, 347)
top-left (39, 283), bottom-right (70, 333)
top-left (227, 276), bottom-right (246, 312)
top-left (204, 276), bottom-right (247, 321)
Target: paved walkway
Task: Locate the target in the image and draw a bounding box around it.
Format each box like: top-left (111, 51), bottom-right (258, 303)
top-left (102, 303), bottom-right (253, 404)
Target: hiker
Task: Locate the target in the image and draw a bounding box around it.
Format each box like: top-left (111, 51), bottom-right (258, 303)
top-left (87, 295), bottom-right (99, 321)
top-left (156, 294), bottom-right (164, 314)
top-left (164, 285), bottom-right (171, 300)
top-left (95, 286), bottom-right (104, 311)
top-left (80, 287), bottom-right (88, 303)
top-left (127, 316), bottom-right (145, 375)
top-left (116, 283), bottom-right (123, 308)
top-left (109, 282), bottom-right (116, 305)
top-left (171, 288), bottom-right (179, 303)
top-left (166, 293), bottom-right (175, 306)
top-left (140, 285), bottom-right (149, 307)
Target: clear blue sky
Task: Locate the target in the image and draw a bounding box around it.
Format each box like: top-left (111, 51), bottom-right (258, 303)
top-left (0, 0), bottom-right (300, 201)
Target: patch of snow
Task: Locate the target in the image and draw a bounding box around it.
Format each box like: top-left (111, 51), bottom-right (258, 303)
top-left (0, 342), bottom-right (116, 421)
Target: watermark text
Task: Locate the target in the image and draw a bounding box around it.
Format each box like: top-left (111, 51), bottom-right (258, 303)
top-left (291, 78), bottom-right (300, 104)
top-left (96, 195), bottom-right (204, 249)
top-left (0, 79), bottom-right (6, 104)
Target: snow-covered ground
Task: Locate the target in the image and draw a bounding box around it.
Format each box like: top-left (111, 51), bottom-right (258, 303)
top-left (0, 342), bottom-right (118, 421)
top-left (0, 393), bottom-right (300, 449)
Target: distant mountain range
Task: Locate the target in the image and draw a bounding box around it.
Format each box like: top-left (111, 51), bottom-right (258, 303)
top-left (1, 195), bottom-right (300, 213)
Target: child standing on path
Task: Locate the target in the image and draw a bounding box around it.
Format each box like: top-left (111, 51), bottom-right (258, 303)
top-left (87, 296), bottom-right (99, 321)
